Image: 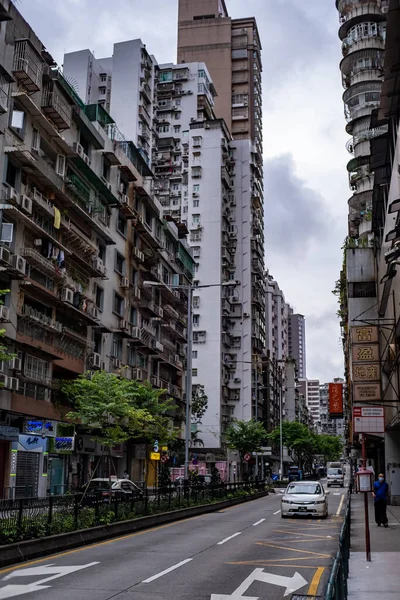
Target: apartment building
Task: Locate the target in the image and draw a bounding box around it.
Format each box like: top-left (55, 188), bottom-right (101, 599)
top-left (288, 311), bottom-right (306, 379)
top-left (265, 275), bottom-right (289, 362)
top-left (153, 61), bottom-right (250, 448)
top-left (298, 379), bottom-right (320, 427)
top-left (0, 0), bottom-right (193, 498)
top-left (63, 40), bottom-right (157, 167)
top-left (177, 0), bottom-right (265, 428)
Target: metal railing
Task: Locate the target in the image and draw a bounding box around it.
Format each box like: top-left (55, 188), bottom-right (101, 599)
top-left (0, 481), bottom-right (266, 545)
top-left (324, 492), bottom-right (351, 600)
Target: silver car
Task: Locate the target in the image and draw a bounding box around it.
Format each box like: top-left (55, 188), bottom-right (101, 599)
top-left (281, 481), bottom-right (328, 519)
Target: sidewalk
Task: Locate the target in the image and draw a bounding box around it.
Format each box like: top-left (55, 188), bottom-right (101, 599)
top-left (348, 493), bottom-right (400, 599)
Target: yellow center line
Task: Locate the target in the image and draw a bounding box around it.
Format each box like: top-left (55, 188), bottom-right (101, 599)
top-left (0, 513), bottom-right (208, 576)
top-left (308, 567), bottom-right (325, 595)
top-left (336, 494), bottom-right (345, 516)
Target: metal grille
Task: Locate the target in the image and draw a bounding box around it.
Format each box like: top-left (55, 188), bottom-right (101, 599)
top-left (15, 452), bottom-right (39, 498)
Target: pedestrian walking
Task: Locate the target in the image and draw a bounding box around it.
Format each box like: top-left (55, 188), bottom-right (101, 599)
top-left (372, 473), bottom-right (389, 527)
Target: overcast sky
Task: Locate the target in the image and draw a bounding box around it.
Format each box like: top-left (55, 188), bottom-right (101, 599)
top-left (16, 0), bottom-right (349, 383)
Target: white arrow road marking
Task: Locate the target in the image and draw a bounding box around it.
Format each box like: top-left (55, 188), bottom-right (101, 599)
top-left (210, 568), bottom-right (308, 599)
top-left (0, 562), bottom-right (99, 599)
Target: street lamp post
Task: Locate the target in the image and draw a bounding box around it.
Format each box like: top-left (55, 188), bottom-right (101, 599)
top-left (143, 280), bottom-right (238, 484)
top-left (279, 366), bottom-right (284, 480)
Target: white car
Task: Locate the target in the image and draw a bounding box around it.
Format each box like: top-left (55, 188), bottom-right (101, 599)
top-left (327, 467), bottom-right (344, 487)
top-left (281, 481), bottom-right (328, 519)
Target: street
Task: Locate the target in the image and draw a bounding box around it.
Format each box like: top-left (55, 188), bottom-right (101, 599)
top-left (0, 484), bottom-right (347, 599)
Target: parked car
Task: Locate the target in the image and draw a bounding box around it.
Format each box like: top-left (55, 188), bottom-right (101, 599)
top-left (281, 481), bottom-right (329, 519)
top-left (174, 475), bottom-right (212, 488)
top-left (81, 478), bottom-right (144, 502)
top-left (327, 467), bottom-right (344, 488)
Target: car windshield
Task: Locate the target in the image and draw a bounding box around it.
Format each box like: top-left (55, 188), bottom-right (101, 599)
top-left (85, 480), bottom-right (112, 490)
top-left (287, 484), bottom-right (322, 495)
top-left (328, 468), bottom-right (342, 475)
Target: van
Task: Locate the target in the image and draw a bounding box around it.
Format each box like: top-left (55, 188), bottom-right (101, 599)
top-left (327, 467), bottom-right (344, 487)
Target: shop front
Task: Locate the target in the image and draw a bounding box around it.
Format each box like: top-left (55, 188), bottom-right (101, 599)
top-left (0, 425), bottom-right (19, 498)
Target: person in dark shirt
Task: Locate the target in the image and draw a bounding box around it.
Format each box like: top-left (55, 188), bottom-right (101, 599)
top-left (372, 473), bottom-right (389, 527)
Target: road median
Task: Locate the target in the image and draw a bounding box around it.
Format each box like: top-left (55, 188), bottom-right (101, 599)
top-left (0, 490), bottom-right (269, 568)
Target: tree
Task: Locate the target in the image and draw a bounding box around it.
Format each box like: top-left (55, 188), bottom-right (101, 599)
top-left (62, 370), bottom-right (178, 447)
top-left (225, 419), bottom-right (267, 478)
top-left (317, 434), bottom-right (343, 463)
top-left (191, 384), bottom-right (208, 424)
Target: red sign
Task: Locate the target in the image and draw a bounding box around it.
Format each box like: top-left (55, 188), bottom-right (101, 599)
top-left (160, 455), bottom-right (168, 463)
top-left (329, 383), bottom-right (343, 418)
top-left (243, 453), bottom-right (251, 462)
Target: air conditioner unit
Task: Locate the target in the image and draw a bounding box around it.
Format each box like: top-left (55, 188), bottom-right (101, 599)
top-left (155, 306), bottom-right (163, 318)
top-left (120, 277), bottom-right (130, 289)
top-left (132, 287), bottom-right (141, 300)
top-left (61, 287), bottom-right (74, 304)
top-left (234, 377), bottom-right (241, 383)
top-left (131, 326), bottom-right (141, 340)
top-left (92, 257), bottom-right (105, 274)
top-left (82, 153), bottom-right (90, 165)
top-left (44, 389), bottom-right (51, 402)
top-left (10, 357), bottom-right (22, 371)
top-left (132, 368), bottom-right (144, 381)
top-left (150, 375), bottom-right (158, 386)
top-left (174, 354), bottom-right (180, 364)
top-left (205, 124), bottom-right (210, 129)
top-left (133, 247), bottom-right (144, 262)
top-left (113, 358), bottom-right (122, 369)
top-left (0, 306), bottom-right (10, 322)
top-left (92, 352), bottom-right (101, 369)
top-left (11, 254), bottom-right (26, 275)
top-left (6, 377), bottom-right (19, 392)
top-left (173, 290), bottom-right (180, 299)
top-left (73, 142), bottom-right (84, 157)
top-left (53, 321), bottom-right (63, 333)
top-left (89, 306), bottom-right (99, 319)
top-left (5, 187), bottom-right (19, 204)
top-left (0, 374), bottom-right (7, 387)
top-left (20, 195), bottom-right (33, 215)
top-left (121, 195), bottom-right (129, 205)
top-left (0, 247), bottom-right (11, 264)
top-left (119, 319), bottom-right (128, 331)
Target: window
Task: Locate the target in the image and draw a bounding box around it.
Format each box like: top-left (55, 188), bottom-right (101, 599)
top-left (102, 157), bottom-right (111, 181)
top-left (174, 112), bottom-right (181, 120)
top-left (112, 335), bottom-right (123, 359)
top-left (115, 251), bottom-right (126, 275)
top-left (192, 368), bottom-right (198, 377)
top-left (193, 199), bottom-right (199, 207)
top-left (129, 306), bottom-right (137, 325)
top-left (172, 183), bottom-right (180, 191)
top-left (10, 108), bottom-right (26, 138)
top-left (145, 208), bottom-right (152, 229)
top-left (192, 350), bottom-right (198, 359)
top-left (159, 71), bottom-right (172, 82)
top-left (192, 214), bottom-right (200, 224)
top-left (193, 315), bottom-right (200, 328)
top-left (117, 212), bottom-right (127, 237)
top-left (100, 74), bottom-right (107, 82)
top-left (193, 246), bottom-right (200, 258)
top-left (158, 124), bottom-right (170, 133)
top-left (193, 296), bottom-right (200, 309)
top-left (195, 263), bottom-right (199, 272)
top-left (24, 355), bottom-right (49, 381)
top-left (113, 292), bottom-right (124, 316)
top-left (95, 285), bottom-right (104, 311)
top-left (174, 125), bottom-right (181, 133)
top-left (193, 184), bottom-right (200, 193)
top-left (192, 152), bottom-right (201, 164)
top-left (348, 282), bottom-right (376, 298)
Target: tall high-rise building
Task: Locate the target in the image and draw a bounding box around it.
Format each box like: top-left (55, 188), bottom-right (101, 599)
top-left (177, 0), bottom-right (265, 426)
top-left (288, 311), bottom-right (306, 379)
top-left (299, 379), bottom-right (320, 426)
top-left (265, 275), bottom-right (289, 362)
top-left (63, 41), bottom-right (157, 167)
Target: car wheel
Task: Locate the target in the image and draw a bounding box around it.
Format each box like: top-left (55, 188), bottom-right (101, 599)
top-left (281, 514), bottom-right (289, 519)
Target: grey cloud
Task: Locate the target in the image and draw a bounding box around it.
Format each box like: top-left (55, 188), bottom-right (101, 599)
top-left (306, 310), bottom-right (344, 382)
top-left (264, 153), bottom-right (331, 255)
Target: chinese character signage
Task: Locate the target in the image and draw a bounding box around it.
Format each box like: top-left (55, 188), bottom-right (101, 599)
top-left (329, 383), bottom-right (343, 418)
top-left (353, 406), bottom-right (385, 433)
top-left (352, 363), bottom-right (381, 382)
top-left (351, 326), bottom-right (379, 344)
top-left (354, 383), bottom-right (381, 402)
top-left (352, 345), bottom-right (379, 362)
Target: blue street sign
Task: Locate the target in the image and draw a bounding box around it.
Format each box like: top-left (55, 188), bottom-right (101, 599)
top-left (153, 440), bottom-right (159, 453)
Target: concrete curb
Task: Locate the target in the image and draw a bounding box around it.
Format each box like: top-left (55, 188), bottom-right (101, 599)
top-left (0, 490), bottom-right (269, 568)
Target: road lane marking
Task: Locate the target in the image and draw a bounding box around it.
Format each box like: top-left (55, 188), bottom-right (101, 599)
top-left (218, 532), bottom-right (242, 545)
top-left (274, 530), bottom-right (335, 539)
top-left (308, 567), bottom-right (325, 595)
top-left (256, 542), bottom-right (331, 558)
top-left (228, 561), bottom-right (324, 569)
top-left (334, 493), bottom-right (341, 496)
top-left (336, 494), bottom-right (345, 516)
top-left (142, 558), bottom-right (193, 583)
top-left (274, 510), bottom-right (281, 515)
top-left (253, 519), bottom-right (266, 526)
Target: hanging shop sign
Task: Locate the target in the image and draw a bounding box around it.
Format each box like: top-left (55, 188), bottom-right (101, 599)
top-left (352, 363), bottom-right (381, 382)
top-left (23, 419), bottom-right (57, 437)
top-left (353, 406), bottom-right (385, 434)
top-left (354, 382), bottom-right (381, 402)
top-left (352, 344), bottom-right (379, 363)
top-left (17, 434), bottom-right (48, 452)
top-left (329, 383), bottom-right (343, 418)
top-left (351, 326), bottom-right (379, 344)
top-left (0, 425), bottom-right (19, 442)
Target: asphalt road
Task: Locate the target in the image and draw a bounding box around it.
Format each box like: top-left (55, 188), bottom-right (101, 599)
top-left (0, 482), bottom-right (347, 600)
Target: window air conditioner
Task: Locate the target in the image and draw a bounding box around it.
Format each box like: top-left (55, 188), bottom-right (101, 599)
top-left (10, 357), bottom-right (22, 371)
top-left (0, 306), bottom-right (10, 322)
top-left (73, 142), bottom-right (84, 157)
top-left (120, 277), bottom-right (130, 289)
top-left (11, 254), bottom-right (26, 275)
top-left (20, 195), bottom-right (33, 215)
top-left (6, 377), bottom-right (19, 392)
top-left (132, 368), bottom-right (144, 381)
top-left (0, 247), bottom-right (11, 264)
top-left (92, 352), bottom-right (101, 369)
top-left (61, 287), bottom-right (74, 304)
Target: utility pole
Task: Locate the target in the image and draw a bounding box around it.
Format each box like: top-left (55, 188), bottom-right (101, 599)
top-left (279, 366), bottom-right (283, 480)
top-left (255, 359), bottom-right (258, 476)
top-left (184, 286), bottom-right (193, 483)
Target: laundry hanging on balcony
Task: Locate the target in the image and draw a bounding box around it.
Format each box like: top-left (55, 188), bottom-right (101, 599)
top-left (53, 206), bottom-right (61, 229)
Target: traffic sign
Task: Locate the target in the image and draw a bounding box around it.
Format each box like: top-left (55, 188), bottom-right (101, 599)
top-left (160, 455), bottom-right (168, 463)
top-left (153, 440), bottom-right (159, 452)
top-left (150, 452), bottom-right (160, 461)
top-left (261, 446), bottom-right (272, 451)
top-left (161, 445), bottom-right (168, 452)
top-left (243, 453), bottom-right (251, 462)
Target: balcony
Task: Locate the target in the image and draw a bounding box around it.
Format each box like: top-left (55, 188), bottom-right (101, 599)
top-left (252, 257), bottom-right (263, 274)
top-left (12, 40), bottom-right (42, 93)
top-left (221, 166), bottom-right (233, 189)
top-left (42, 83), bottom-right (72, 131)
top-left (23, 248), bottom-right (66, 281)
